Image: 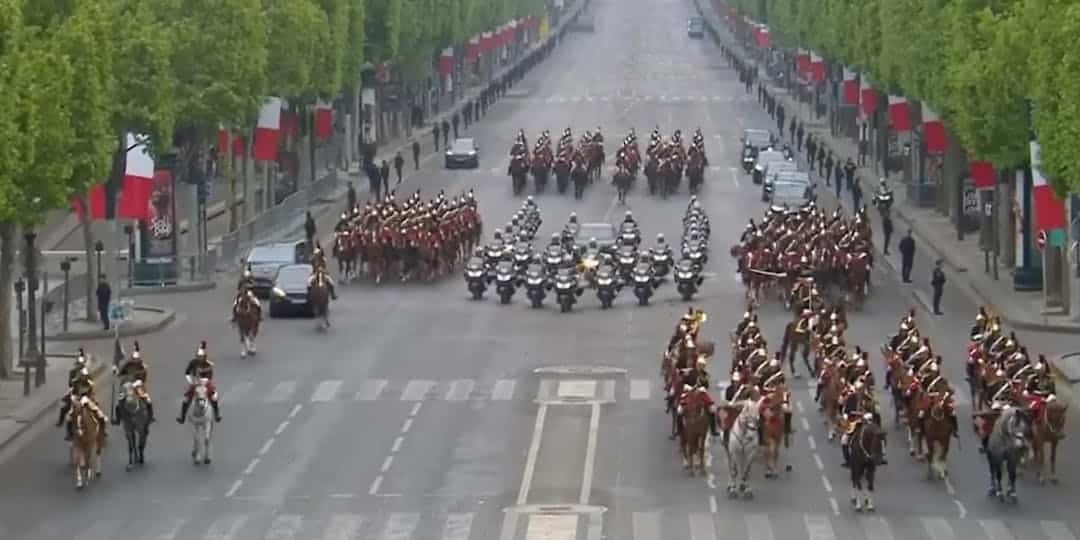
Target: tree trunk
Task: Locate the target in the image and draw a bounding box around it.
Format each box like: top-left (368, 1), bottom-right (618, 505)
top-left (76, 194), bottom-right (98, 322)
top-left (0, 221), bottom-right (14, 377)
top-left (308, 108), bottom-right (317, 186)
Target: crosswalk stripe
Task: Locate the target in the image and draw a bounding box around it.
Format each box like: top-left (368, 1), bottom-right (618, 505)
top-left (382, 513), bottom-right (420, 540)
top-left (401, 380), bottom-right (435, 401)
top-left (265, 514), bottom-right (303, 540)
top-left (921, 518), bottom-right (958, 540)
top-left (443, 513), bottom-right (475, 540)
top-left (804, 514), bottom-right (836, 540)
top-left (225, 381), bottom-right (254, 403)
top-left (445, 379), bottom-right (476, 401)
top-left (267, 381), bottom-right (296, 403)
top-left (526, 515), bottom-right (577, 540)
top-left (139, 518), bottom-right (187, 540)
top-left (324, 514), bottom-right (365, 540)
top-left (203, 515), bottom-right (248, 540)
top-left (979, 520), bottom-right (1015, 540)
top-left (310, 380), bottom-right (343, 402)
top-left (633, 512), bottom-right (660, 540)
top-left (491, 379), bottom-right (516, 400)
top-left (630, 379), bottom-right (651, 400)
top-left (689, 513), bottom-right (717, 540)
top-left (1043, 521), bottom-right (1079, 540)
top-left (355, 379), bottom-right (387, 401)
top-left (860, 517), bottom-right (893, 540)
top-left (746, 513), bottom-right (774, 540)
top-left (75, 519), bottom-right (125, 540)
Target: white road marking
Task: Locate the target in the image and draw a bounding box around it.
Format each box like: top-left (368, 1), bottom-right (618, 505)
top-left (943, 476), bottom-right (956, 495)
top-left (860, 517), bottom-right (894, 540)
top-left (632, 512), bottom-right (661, 540)
top-left (274, 421), bottom-right (289, 436)
top-left (355, 379), bottom-right (387, 401)
top-left (526, 515), bottom-right (577, 540)
top-left (391, 436), bottom-right (404, 453)
top-left (745, 514), bottom-right (773, 540)
top-left (516, 403), bottom-right (548, 505)
top-left (368, 475), bottom-right (383, 495)
top-left (267, 381), bottom-right (296, 403)
top-left (491, 379), bottom-right (516, 400)
top-left (288, 404), bottom-right (302, 418)
top-left (310, 380), bottom-right (343, 402)
top-left (807, 435), bottom-right (816, 450)
top-left (630, 379), bottom-right (651, 400)
top-left (954, 500), bottom-right (966, 519)
top-left (921, 517), bottom-right (958, 540)
top-left (224, 480), bottom-right (243, 498)
top-left (813, 453), bottom-right (824, 470)
top-left (1042, 521), bottom-right (1078, 540)
top-left (258, 438), bottom-right (275, 455)
top-left (74, 519), bottom-right (124, 540)
top-left (381, 513), bottom-right (420, 540)
top-left (323, 514), bottom-right (365, 540)
top-left (820, 475), bottom-right (832, 492)
top-left (243, 458), bottom-right (259, 475)
top-left (709, 495), bottom-right (718, 513)
top-left (795, 400), bottom-right (805, 413)
top-left (401, 380), bottom-right (435, 401)
top-left (979, 520), bottom-right (1016, 540)
top-left (801, 417), bottom-right (810, 430)
top-left (264, 514), bottom-right (302, 540)
top-left (443, 513), bottom-right (476, 540)
top-left (729, 166), bottom-right (740, 187)
top-left (445, 379), bottom-right (476, 401)
top-left (828, 498), bottom-right (840, 516)
top-left (804, 514), bottom-right (836, 540)
top-left (689, 513), bottom-right (717, 540)
top-left (580, 403), bottom-right (601, 504)
top-left (202, 515), bottom-right (248, 540)
top-left (141, 517), bottom-right (186, 540)
top-left (409, 402), bottom-right (422, 416)
top-left (401, 419), bottom-right (413, 433)
top-left (381, 456), bottom-right (394, 472)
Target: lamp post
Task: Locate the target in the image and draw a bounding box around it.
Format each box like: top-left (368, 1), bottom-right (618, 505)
top-left (94, 240), bottom-right (104, 283)
top-left (21, 232), bottom-right (39, 396)
top-left (13, 277), bottom-right (24, 363)
top-left (123, 224), bottom-right (134, 287)
top-left (60, 258), bottom-right (72, 332)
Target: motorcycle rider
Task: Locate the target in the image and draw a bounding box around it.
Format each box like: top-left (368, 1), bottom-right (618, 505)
top-left (652, 233), bottom-right (673, 260)
top-left (113, 341), bottom-right (155, 423)
top-left (177, 341), bottom-right (222, 423)
top-left (622, 210), bottom-right (639, 232)
top-left (871, 178), bottom-right (893, 216)
top-left (57, 349), bottom-right (109, 441)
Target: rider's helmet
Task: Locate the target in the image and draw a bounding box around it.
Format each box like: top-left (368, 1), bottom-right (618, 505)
top-left (131, 342), bottom-right (141, 361)
top-left (550, 233), bottom-right (560, 245)
top-left (75, 348), bottom-right (87, 367)
top-left (340, 212), bottom-right (347, 220)
top-left (493, 230), bottom-right (503, 241)
top-left (526, 195), bottom-right (535, 207)
top-left (510, 217), bottom-right (520, 227)
top-left (568, 212), bottom-right (578, 224)
top-left (196, 341), bottom-right (207, 359)
top-left (656, 233), bottom-right (666, 246)
top-left (588, 238), bottom-right (598, 250)
top-left (624, 210), bottom-right (634, 222)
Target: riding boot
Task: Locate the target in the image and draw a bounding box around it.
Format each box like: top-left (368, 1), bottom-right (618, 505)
top-left (56, 401), bottom-right (70, 427)
top-left (722, 429), bottom-right (730, 447)
top-left (211, 399), bottom-right (223, 422)
top-left (784, 412), bottom-right (793, 446)
top-left (113, 400), bottom-right (123, 425)
top-left (949, 414), bottom-right (959, 438)
top-left (709, 411), bottom-right (720, 436)
top-left (757, 422), bottom-right (765, 446)
top-left (176, 399), bottom-right (190, 424)
top-left (329, 282), bottom-right (338, 300)
top-left (814, 382), bottom-right (822, 403)
top-left (146, 400), bottom-right (156, 423)
top-left (841, 443), bottom-right (851, 468)
top-left (64, 420), bottom-right (74, 441)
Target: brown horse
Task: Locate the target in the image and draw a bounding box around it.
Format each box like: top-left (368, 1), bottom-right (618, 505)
top-left (780, 316), bottom-right (813, 377)
top-left (679, 395), bottom-right (711, 476)
top-left (920, 394), bottom-right (953, 480)
top-left (234, 294), bottom-right (260, 357)
top-left (309, 272), bottom-right (331, 331)
top-left (760, 389), bottom-right (790, 478)
top-left (818, 361), bottom-right (844, 434)
top-left (332, 231), bottom-right (357, 282)
top-left (1031, 399), bottom-right (1068, 484)
top-left (844, 255), bottom-right (870, 310)
top-left (71, 398), bottom-right (105, 489)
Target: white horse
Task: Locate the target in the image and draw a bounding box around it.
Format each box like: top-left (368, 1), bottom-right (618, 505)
top-left (188, 378), bottom-right (214, 465)
top-left (724, 398), bottom-right (763, 499)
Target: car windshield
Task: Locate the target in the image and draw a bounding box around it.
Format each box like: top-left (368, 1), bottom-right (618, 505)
top-left (249, 245), bottom-right (295, 264)
top-left (773, 182), bottom-right (809, 199)
top-left (745, 130), bottom-right (771, 147)
top-left (277, 266), bottom-right (311, 284)
top-left (451, 140), bottom-right (475, 153)
top-left (578, 224), bottom-right (615, 242)
top-left (757, 155), bottom-right (785, 169)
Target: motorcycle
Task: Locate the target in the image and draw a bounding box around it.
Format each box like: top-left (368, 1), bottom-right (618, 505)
top-left (484, 242), bottom-right (508, 271)
top-left (617, 223), bottom-right (641, 247)
top-left (615, 244), bottom-right (638, 281)
top-left (651, 249), bottom-right (673, 280)
top-left (674, 258), bottom-right (704, 301)
top-left (554, 268), bottom-right (584, 313)
top-left (464, 257), bottom-right (488, 300)
top-left (512, 242), bottom-right (534, 274)
top-left (682, 240), bottom-right (708, 271)
top-left (741, 147), bottom-right (756, 174)
top-left (523, 264), bottom-right (548, 308)
top-left (543, 245), bottom-right (568, 276)
top-left (631, 262), bottom-right (656, 306)
top-left (595, 264), bottom-right (621, 309)
top-left (494, 261), bottom-right (517, 304)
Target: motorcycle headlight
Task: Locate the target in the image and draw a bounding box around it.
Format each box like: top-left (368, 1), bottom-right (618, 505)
top-left (498, 273), bottom-right (512, 280)
top-left (754, 164), bottom-right (763, 171)
top-left (597, 278), bottom-right (613, 286)
top-left (556, 282), bottom-right (572, 289)
top-left (467, 270), bottom-right (484, 278)
top-left (678, 272), bottom-right (693, 279)
top-left (527, 278), bottom-right (543, 285)
top-left (635, 275), bottom-right (650, 283)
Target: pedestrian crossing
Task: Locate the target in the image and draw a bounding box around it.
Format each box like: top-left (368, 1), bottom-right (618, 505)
top-left (22, 509), bottom-right (1080, 540)
top-left (536, 94), bottom-right (748, 104)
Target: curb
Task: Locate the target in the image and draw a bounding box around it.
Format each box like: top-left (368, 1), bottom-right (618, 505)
top-left (48, 306), bottom-right (176, 341)
top-left (123, 281), bottom-right (217, 297)
top-left (0, 353), bottom-right (106, 455)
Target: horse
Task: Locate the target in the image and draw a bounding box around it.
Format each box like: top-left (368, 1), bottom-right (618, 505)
top-left (553, 159), bottom-right (571, 194)
top-left (332, 231), bottom-right (357, 282)
top-left (509, 158), bottom-right (529, 196)
top-left (187, 379), bottom-right (214, 465)
top-left (760, 390), bottom-right (790, 478)
top-left (119, 381), bottom-right (150, 471)
top-left (308, 272), bottom-right (331, 331)
top-left (723, 398), bottom-right (763, 499)
top-left (678, 394), bottom-right (711, 476)
top-left (985, 406), bottom-right (1032, 503)
top-left (571, 164), bottom-right (589, 199)
top-left (531, 160), bottom-right (549, 192)
top-left (780, 317), bottom-right (812, 377)
top-left (848, 417), bottom-right (884, 512)
top-left (843, 255), bottom-right (870, 310)
top-left (686, 153), bottom-right (706, 194)
top-left (920, 393), bottom-right (953, 480)
top-left (613, 169), bottom-right (632, 204)
top-left (1031, 398), bottom-right (1068, 484)
top-left (71, 397), bottom-right (104, 489)
top-left (234, 294), bottom-right (260, 357)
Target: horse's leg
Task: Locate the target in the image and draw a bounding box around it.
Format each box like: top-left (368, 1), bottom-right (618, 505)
top-left (1005, 454), bottom-right (1019, 501)
top-left (986, 454), bottom-right (1001, 496)
top-left (1050, 439), bottom-right (1060, 484)
top-left (850, 463), bottom-right (862, 510)
top-left (74, 449), bottom-right (83, 489)
top-left (864, 465), bottom-right (876, 511)
top-left (125, 428), bottom-right (135, 470)
top-left (205, 422), bottom-right (213, 464)
top-left (239, 328), bottom-right (248, 358)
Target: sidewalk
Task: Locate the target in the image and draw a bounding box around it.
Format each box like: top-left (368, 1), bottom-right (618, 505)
top-left (0, 351), bottom-right (103, 455)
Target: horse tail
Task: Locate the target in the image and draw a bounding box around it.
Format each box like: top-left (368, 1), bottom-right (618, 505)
top-left (780, 322), bottom-right (792, 357)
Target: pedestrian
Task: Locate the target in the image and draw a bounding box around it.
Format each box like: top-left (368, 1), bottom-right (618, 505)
top-left (441, 119), bottom-right (450, 148)
top-left (346, 181), bottom-right (357, 211)
top-left (433, 124), bottom-right (441, 151)
top-left (96, 275), bottom-right (111, 331)
top-left (796, 122), bottom-right (804, 153)
top-left (776, 104), bottom-right (786, 133)
top-left (412, 139), bottom-right (421, 170)
top-left (824, 151), bottom-right (835, 186)
top-left (816, 145), bottom-right (826, 175)
top-left (379, 160), bottom-right (391, 195)
top-left (463, 103), bottom-right (471, 128)
top-left (789, 118), bottom-right (796, 144)
top-left (881, 214), bottom-right (894, 255)
top-left (851, 177), bottom-right (863, 210)
top-left (806, 136), bottom-right (816, 171)
top-left (366, 161), bottom-right (382, 201)
top-left (452, 112), bottom-right (460, 138)
top-left (833, 169), bottom-right (842, 200)
top-left (834, 163), bottom-right (844, 191)
top-left (304, 211), bottom-right (316, 247)
top-left (394, 151), bottom-right (405, 184)
top-left (898, 229), bottom-right (915, 283)
top-left (858, 137), bottom-right (869, 166)
top-left (844, 158), bottom-right (856, 191)
top-left (931, 260), bottom-right (946, 315)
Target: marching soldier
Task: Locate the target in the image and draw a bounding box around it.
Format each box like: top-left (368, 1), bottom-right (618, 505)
top-left (178, 342), bottom-right (222, 423)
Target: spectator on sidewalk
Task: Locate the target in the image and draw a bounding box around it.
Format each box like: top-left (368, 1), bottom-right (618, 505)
top-left (858, 138), bottom-right (869, 166)
top-left (931, 260), bottom-right (946, 315)
top-left (412, 140), bottom-right (421, 170)
top-left (796, 122), bottom-right (805, 153)
top-left (452, 113), bottom-right (460, 138)
top-left (816, 146), bottom-right (826, 176)
top-left (834, 162), bottom-right (844, 190)
top-left (304, 211), bottom-right (317, 247)
top-left (881, 214), bottom-right (894, 255)
top-left (833, 169), bottom-right (842, 200)
top-left (380, 160), bottom-right (391, 195)
top-left (433, 124), bottom-right (441, 151)
top-left (789, 118), bottom-right (796, 144)
top-left (899, 230), bottom-right (915, 283)
top-left (851, 177), bottom-right (863, 210)
top-left (806, 135), bottom-right (816, 172)
top-left (844, 158), bottom-right (857, 192)
top-left (776, 104), bottom-right (786, 133)
top-left (394, 151), bottom-right (405, 184)
top-left (441, 120), bottom-right (450, 148)
top-left (346, 181), bottom-right (357, 211)
top-left (463, 103), bottom-right (471, 128)
top-left (96, 276), bottom-right (111, 331)
top-left (366, 161), bottom-right (382, 201)
top-left (824, 151), bottom-right (835, 187)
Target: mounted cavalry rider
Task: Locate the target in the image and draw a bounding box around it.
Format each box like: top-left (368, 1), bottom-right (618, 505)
top-left (678, 381), bottom-right (718, 437)
top-left (178, 342), bottom-right (222, 423)
top-left (232, 274), bottom-right (262, 322)
top-left (760, 357), bottom-right (793, 446)
top-left (722, 371), bottom-right (752, 445)
top-left (309, 244), bottom-right (338, 300)
top-left (593, 127), bottom-right (604, 144)
top-left (335, 212), bottom-right (350, 233)
top-left (238, 265), bottom-right (255, 291)
top-left (840, 380), bottom-right (885, 467)
top-left (57, 349), bottom-right (109, 441)
top-left (113, 341), bottom-right (155, 423)
top-left (918, 363), bottom-right (960, 438)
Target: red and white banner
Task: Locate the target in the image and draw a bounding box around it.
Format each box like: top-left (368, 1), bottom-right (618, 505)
top-left (466, 36), bottom-right (481, 61)
top-left (481, 31), bottom-right (494, 54)
top-left (755, 27), bottom-right (770, 48)
top-left (969, 161), bottom-right (996, 190)
top-left (118, 133), bottom-right (155, 220)
top-left (1030, 141), bottom-right (1068, 232)
top-left (842, 68), bottom-right (858, 105)
top-left (922, 105), bottom-right (946, 153)
top-left (438, 47), bottom-right (454, 75)
top-left (796, 48), bottom-right (810, 78)
top-left (315, 100), bottom-right (333, 140)
top-left (253, 97), bottom-right (282, 162)
top-left (860, 78), bottom-right (878, 117)
top-left (887, 95), bottom-right (911, 132)
top-left (809, 53), bottom-right (825, 83)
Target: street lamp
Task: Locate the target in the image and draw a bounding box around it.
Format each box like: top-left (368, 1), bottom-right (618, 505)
top-left (94, 240), bottom-right (104, 284)
top-left (60, 258), bottom-right (73, 332)
top-left (21, 231), bottom-right (39, 396)
top-left (123, 224), bottom-right (134, 287)
top-left (13, 277), bottom-right (24, 361)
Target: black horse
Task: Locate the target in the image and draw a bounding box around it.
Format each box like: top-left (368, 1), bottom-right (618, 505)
top-left (571, 163), bottom-right (589, 199)
top-left (848, 418), bottom-right (884, 512)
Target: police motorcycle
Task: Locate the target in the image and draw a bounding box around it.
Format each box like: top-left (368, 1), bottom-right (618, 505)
top-left (741, 146), bottom-right (756, 174)
top-left (554, 267), bottom-right (584, 313)
top-left (674, 257), bottom-right (704, 301)
top-left (615, 243), bottom-right (639, 281)
top-left (484, 231), bottom-right (511, 272)
top-left (595, 256), bottom-right (622, 309)
top-left (575, 238), bottom-right (605, 288)
top-left (650, 234), bottom-right (674, 280)
top-left (519, 197), bottom-right (543, 234)
top-left (681, 235), bottom-right (709, 272)
top-left (523, 261), bottom-right (549, 308)
top-left (871, 179), bottom-right (893, 219)
top-left (543, 237), bottom-right (572, 277)
top-left (617, 221), bottom-right (641, 248)
top-left (631, 254), bottom-right (659, 306)
top-left (512, 241), bottom-right (534, 275)
top-left (464, 250), bottom-right (489, 300)
top-left (494, 260), bottom-right (518, 304)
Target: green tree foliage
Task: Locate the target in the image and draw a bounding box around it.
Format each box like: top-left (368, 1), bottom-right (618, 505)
top-left (265, 0), bottom-right (327, 99)
top-left (313, 0), bottom-right (349, 97)
top-left (343, 0), bottom-right (366, 90)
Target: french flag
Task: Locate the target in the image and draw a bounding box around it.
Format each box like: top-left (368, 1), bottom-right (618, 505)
top-left (253, 97), bottom-right (283, 162)
top-left (1030, 140), bottom-right (1067, 233)
top-left (315, 100), bottom-right (333, 140)
top-left (118, 134), bottom-right (155, 220)
top-left (842, 68), bottom-right (858, 105)
top-left (887, 95), bottom-right (911, 132)
top-left (859, 77), bottom-right (878, 117)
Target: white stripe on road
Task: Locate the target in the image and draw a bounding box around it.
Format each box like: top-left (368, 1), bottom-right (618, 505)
top-left (267, 381), bottom-right (296, 403)
top-left (745, 514), bottom-right (774, 540)
top-left (355, 379), bottom-right (388, 401)
top-left (804, 514), bottom-right (836, 540)
top-left (526, 515), bottom-right (577, 540)
top-left (442, 513), bottom-right (476, 540)
top-left (921, 518), bottom-right (958, 540)
top-left (632, 512), bottom-right (660, 540)
top-left (323, 515), bottom-right (365, 540)
top-left (310, 380), bottom-right (343, 402)
top-left (74, 520), bottom-right (124, 540)
top-left (264, 514), bottom-right (302, 540)
top-left (1043, 521), bottom-right (1079, 540)
top-left (689, 513), bottom-right (717, 540)
top-left (630, 379), bottom-right (651, 400)
top-left (381, 513), bottom-right (420, 540)
top-left (979, 520), bottom-right (1016, 540)
top-left (860, 517), bottom-right (893, 540)
top-left (445, 379), bottom-right (475, 401)
top-left (202, 515), bottom-right (249, 540)
top-left (400, 380), bottom-right (435, 401)
top-left (491, 379), bottom-right (516, 400)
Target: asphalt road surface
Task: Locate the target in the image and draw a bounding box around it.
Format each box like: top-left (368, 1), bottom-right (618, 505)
top-left (3, 0), bottom-right (1080, 539)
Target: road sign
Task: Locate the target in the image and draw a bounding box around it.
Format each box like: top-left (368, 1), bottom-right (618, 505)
top-left (1036, 229), bottom-right (1047, 251)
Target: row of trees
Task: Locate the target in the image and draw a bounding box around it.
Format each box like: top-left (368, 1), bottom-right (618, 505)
top-left (0, 0), bottom-right (545, 374)
top-left (727, 0), bottom-right (1080, 195)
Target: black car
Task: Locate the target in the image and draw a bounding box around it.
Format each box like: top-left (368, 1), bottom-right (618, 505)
top-left (268, 264), bottom-right (314, 317)
top-left (445, 138), bottom-right (479, 169)
top-left (687, 17), bottom-right (705, 38)
top-left (741, 128), bottom-right (775, 157)
top-left (243, 240), bottom-right (309, 298)
top-left (573, 222), bottom-right (618, 253)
